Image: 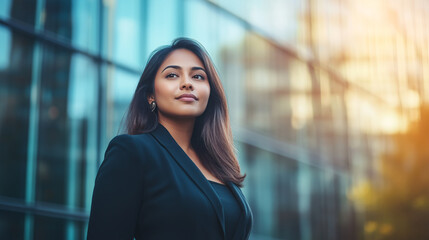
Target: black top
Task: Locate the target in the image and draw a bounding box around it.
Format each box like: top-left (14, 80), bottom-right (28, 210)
top-left (209, 181), bottom-right (242, 240)
top-left (87, 124), bottom-right (253, 240)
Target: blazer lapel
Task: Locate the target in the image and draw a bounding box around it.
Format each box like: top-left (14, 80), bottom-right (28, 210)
top-left (227, 182), bottom-right (253, 240)
top-left (150, 124), bottom-right (226, 238)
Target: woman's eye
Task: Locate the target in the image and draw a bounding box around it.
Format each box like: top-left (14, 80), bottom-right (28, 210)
top-left (193, 74), bottom-right (205, 80)
top-left (166, 73), bottom-right (178, 78)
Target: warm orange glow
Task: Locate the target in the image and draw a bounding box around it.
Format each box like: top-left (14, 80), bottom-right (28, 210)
top-left (349, 106), bottom-right (429, 239)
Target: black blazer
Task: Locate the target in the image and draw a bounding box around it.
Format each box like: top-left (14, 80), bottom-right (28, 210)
top-left (87, 124), bottom-right (253, 240)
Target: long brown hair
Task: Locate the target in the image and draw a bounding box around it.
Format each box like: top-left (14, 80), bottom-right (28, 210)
top-left (125, 38), bottom-right (245, 187)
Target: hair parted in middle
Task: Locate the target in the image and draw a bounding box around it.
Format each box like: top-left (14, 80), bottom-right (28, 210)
top-left (125, 37), bottom-right (245, 187)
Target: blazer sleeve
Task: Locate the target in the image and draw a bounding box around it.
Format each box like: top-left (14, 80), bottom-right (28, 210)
top-left (87, 135), bottom-right (145, 240)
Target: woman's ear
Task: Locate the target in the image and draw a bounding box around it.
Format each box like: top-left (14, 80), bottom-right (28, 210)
top-left (147, 94), bottom-right (157, 112)
top-left (147, 94), bottom-right (155, 104)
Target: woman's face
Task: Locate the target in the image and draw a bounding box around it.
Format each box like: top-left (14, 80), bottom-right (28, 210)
top-left (151, 49), bottom-right (211, 120)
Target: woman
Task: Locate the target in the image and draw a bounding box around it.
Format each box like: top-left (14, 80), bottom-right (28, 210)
top-left (87, 38), bottom-right (252, 240)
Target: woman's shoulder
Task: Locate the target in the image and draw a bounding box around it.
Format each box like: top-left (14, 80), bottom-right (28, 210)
top-left (107, 132), bottom-right (158, 153)
top-left (101, 132), bottom-right (160, 170)
top-left (110, 132), bottom-right (153, 143)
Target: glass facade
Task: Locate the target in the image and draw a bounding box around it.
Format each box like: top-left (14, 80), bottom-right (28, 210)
top-left (1, 0), bottom-right (428, 239)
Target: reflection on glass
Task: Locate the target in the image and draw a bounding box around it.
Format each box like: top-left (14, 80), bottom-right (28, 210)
top-left (105, 66), bottom-right (139, 141)
top-left (215, 16), bottom-right (246, 127)
top-left (0, 26), bottom-right (12, 69)
top-left (35, 44), bottom-right (98, 209)
top-left (242, 142), bottom-right (356, 239)
top-left (0, 0), bottom-right (37, 26)
top-left (0, 27), bottom-right (33, 199)
top-left (45, 0), bottom-right (72, 40)
top-left (102, 0), bottom-right (145, 68)
top-left (349, 106), bottom-right (429, 240)
top-left (184, 0), bottom-right (218, 56)
top-left (0, 0), bottom-right (12, 19)
top-left (67, 54), bottom-right (98, 210)
top-left (34, 215), bottom-right (66, 240)
top-left (70, 0), bottom-right (100, 53)
top-left (44, 0), bottom-right (99, 53)
top-left (0, 210), bottom-right (25, 239)
top-left (35, 44), bottom-right (72, 205)
top-left (145, 0), bottom-right (181, 61)
top-left (33, 214), bottom-right (86, 240)
top-left (212, 0), bottom-right (300, 45)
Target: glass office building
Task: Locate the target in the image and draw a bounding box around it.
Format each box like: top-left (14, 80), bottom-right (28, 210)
top-left (1, 0), bottom-right (428, 239)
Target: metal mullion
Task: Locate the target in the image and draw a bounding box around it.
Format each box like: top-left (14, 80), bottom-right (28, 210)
top-left (66, 87), bottom-right (79, 240)
top-left (24, 0), bottom-right (46, 238)
top-left (0, 197), bottom-right (88, 221)
top-left (24, 39), bottom-right (42, 240)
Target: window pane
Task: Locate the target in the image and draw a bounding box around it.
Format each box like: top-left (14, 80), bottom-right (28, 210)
top-left (35, 44), bottom-right (98, 207)
top-left (240, 142), bottom-right (354, 239)
top-left (0, 26), bottom-right (33, 199)
top-left (0, 0), bottom-right (37, 26)
top-left (104, 66), bottom-right (139, 142)
top-left (144, 0), bottom-right (181, 61)
top-left (66, 54), bottom-right (98, 210)
top-left (184, 0), bottom-right (219, 56)
top-left (243, 33), bottom-right (275, 133)
top-left (215, 14), bottom-right (246, 127)
top-left (33, 215), bottom-right (85, 240)
top-left (35, 44), bottom-right (72, 205)
top-left (0, 210), bottom-right (24, 239)
top-left (34, 215), bottom-right (66, 240)
top-left (102, 0), bottom-right (145, 68)
top-left (44, 0), bottom-right (100, 53)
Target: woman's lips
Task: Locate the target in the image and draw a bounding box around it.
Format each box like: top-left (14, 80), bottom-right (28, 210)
top-left (176, 94), bottom-right (198, 102)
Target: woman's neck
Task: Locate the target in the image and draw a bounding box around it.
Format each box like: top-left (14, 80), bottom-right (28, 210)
top-left (158, 114), bottom-right (195, 152)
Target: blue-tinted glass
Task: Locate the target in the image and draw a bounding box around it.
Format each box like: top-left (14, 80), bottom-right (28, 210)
top-left (183, 0), bottom-right (219, 56)
top-left (33, 215), bottom-right (66, 240)
top-left (243, 34), bottom-right (274, 134)
top-left (104, 67), bottom-right (139, 142)
top-left (145, 0), bottom-right (181, 61)
top-left (272, 51), bottom-right (295, 143)
top-left (210, 0), bottom-right (246, 21)
top-left (0, 0), bottom-right (37, 26)
top-left (70, 0), bottom-right (99, 53)
top-left (0, 26), bottom-right (12, 69)
top-left (35, 44), bottom-right (98, 207)
top-left (275, 157), bottom-right (300, 239)
top-left (35, 44), bottom-right (72, 205)
top-left (33, 216), bottom-right (86, 240)
top-left (0, 0), bottom-right (12, 20)
top-left (44, 0), bottom-right (99, 53)
top-left (214, 14), bottom-right (246, 126)
top-left (0, 26), bottom-right (33, 199)
top-left (0, 210), bottom-right (24, 239)
top-left (44, 0), bottom-right (72, 39)
top-left (242, 145), bottom-right (277, 236)
top-left (308, 166), bottom-right (325, 238)
top-left (67, 54), bottom-right (98, 210)
top-left (102, 0), bottom-right (145, 68)
top-left (239, 141), bottom-right (355, 239)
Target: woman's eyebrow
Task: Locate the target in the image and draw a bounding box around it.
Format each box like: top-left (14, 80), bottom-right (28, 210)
top-left (191, 67), bottom-right (206, 73)
top-left (161, 65), bottom-right (181, 73)
top-left (161, 65), bottom-right (206, 73)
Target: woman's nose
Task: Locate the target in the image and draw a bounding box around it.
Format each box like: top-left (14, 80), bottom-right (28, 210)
top-left (180, 77), bottom-right (193, 90)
